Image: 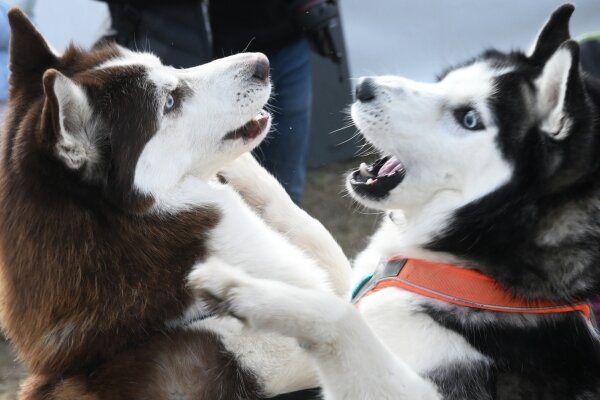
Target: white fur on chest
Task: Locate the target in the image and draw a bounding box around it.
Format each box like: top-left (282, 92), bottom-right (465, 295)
top-left (358, 288), bottom-right (489, 374)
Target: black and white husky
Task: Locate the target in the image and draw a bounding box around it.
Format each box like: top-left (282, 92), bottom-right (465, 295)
top-left (192, 4), bottom-right (600, 399)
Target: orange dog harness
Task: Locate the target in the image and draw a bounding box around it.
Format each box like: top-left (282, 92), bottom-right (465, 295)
top-left (352, 257), bottom-right (592, 319)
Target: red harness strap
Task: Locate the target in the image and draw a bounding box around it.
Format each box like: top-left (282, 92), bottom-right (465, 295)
top-left (354, 257), bottom-right (592, 319)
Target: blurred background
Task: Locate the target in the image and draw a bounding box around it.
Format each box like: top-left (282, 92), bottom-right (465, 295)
top-left (33, 0), bottom-right (600, 79)
top-left (1, 1), bottom-right (600, 398)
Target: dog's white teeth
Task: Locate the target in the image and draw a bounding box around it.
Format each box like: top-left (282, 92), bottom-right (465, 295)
top-left (359, 162), bottom-right (375, 178)
top-left (366, 178), bottom-right (377, 185)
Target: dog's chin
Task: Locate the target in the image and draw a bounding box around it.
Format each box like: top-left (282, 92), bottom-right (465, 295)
top-left (222, 110), bottom-right (271, 148)
top-left (347, 155), bottom-right (406, 208)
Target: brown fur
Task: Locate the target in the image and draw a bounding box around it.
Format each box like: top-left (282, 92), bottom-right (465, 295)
top-left (19, 330), bottom-right (260, 400)
top-left (0, 9), bottom-right (260, 399)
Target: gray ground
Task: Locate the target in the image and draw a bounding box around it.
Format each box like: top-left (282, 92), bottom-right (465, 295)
top-left (0, 344), bottom-right (22, 400)
top-left (0, 158), bottom-right (379, 398)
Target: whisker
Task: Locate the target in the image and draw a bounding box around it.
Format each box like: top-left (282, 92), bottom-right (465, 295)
top-left (241, 37), bottom-right (256, 53)
top-left (336, 130), bottom-right (363, 146)
top-left (328, 123), bottom-right (355, 135)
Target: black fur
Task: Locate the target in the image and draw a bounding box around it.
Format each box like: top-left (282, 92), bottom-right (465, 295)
top-left (427, 361), bottom-right (493, 400)
top-left (422, 306), bottom-right (600, 399)
top-left (529, 4), bottom-right (575, 65)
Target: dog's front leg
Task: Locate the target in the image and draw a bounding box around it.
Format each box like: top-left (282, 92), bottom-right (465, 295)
top-left (218, 153), bottom-right (351, 296)
top-left (171, 176), bottom-right (332, 292)
top-left (190, 261), bottom-right (442, 400)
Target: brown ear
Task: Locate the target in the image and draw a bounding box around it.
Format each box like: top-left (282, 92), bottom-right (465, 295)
top-left (8, 8), bottom-right (56, 85)
top-left (42, 69), bottom-right (98, 172)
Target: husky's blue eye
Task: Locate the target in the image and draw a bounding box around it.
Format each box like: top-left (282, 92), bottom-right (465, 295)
top-left (165, 93), bottom-right (176, 111)
top-left (463, 111), bottom-right (478, 128)
top-left (454, 108), bottom-right (485, 131)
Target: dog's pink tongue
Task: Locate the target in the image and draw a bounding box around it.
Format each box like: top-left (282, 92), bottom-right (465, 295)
top-left (378, 157), bottom-right (402, 177)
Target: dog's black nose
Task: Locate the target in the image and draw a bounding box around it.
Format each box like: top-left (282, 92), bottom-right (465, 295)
top-left (253, 54), bottom-right (270, 81)
top-left (356, 78), bottom-right (376, 102)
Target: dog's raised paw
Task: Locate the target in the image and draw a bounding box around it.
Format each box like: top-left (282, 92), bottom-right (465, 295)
top-left (187, 258), bottom-right (246, 320)
top-left (218, 153), bottom-right (288, 212)
top-left (188, 257), bottom-right (348, 346)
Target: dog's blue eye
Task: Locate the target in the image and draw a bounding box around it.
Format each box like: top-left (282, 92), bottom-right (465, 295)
top-left (455, 108), bottom-right (485, 131)
top-left (165, 93), bottom-right (176, 111)
top-left (463, 111), bottom-right (478, 129)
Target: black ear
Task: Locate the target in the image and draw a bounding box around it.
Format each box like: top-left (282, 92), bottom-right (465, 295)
top-left (529, 4), bottom-right (574, 64)
top-left (8, 8), bottom-right (57, 85)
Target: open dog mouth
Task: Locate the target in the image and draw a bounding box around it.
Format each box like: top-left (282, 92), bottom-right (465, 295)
top-left (223, 110), bottom-right (270, 142)
top-left (350, 156), bottom-right (406, 199)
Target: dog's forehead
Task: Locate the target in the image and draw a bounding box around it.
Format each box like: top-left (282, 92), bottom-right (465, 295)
top-left (442, 62), bottom-right (508, 84)
top-left (439, 61), bottom-right (513, 104)
top-left (97, 49), bottom-right (178, 90)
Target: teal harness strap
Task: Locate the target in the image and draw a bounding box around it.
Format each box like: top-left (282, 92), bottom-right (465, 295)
top-left (351, 273), bottom-right (374, 300)
top-left (351, 258), bottom-right (408, 302)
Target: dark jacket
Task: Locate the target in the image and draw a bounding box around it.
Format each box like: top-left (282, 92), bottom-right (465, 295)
top-left (209, 0), bottom-right (302, 57)
top-left (98, 0), bottom-right (212, 68)
top-left (98, 0), bottom-right (304, 66)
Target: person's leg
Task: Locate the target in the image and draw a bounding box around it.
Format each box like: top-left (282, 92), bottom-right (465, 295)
top-left (254, 39), bottom-right (312, 204)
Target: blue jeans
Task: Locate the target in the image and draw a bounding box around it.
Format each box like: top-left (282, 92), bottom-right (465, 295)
top-left (254, 39), bottom-right (312, 204)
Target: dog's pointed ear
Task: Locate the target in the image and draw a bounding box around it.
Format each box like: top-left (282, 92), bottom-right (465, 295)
top-left (43, 69), bottom-right (100, 172)
top-left (535, 40), bottom-right (582, 140)
top-left (528, 4), bottom-right (574, 64)
top-left (8, 8), bottom-right (57, 85)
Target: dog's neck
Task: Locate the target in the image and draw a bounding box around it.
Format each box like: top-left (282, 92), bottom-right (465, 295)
top-left (369, 212), bottom-right (460, 265)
